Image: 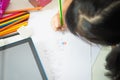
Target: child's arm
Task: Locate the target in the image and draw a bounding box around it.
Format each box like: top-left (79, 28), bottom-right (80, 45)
top-left (51, 0), bottom-right (72, 31)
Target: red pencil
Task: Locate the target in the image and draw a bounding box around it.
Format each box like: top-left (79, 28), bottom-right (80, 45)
top-left (0, 11), bottom-right (29, 23)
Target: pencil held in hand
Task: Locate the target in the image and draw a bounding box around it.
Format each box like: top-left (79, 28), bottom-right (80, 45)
top-left (58, 0), bottom-right (64, 26)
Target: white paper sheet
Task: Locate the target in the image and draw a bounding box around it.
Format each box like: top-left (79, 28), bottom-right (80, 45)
top-left (29, 7), bottom-right (91, 80)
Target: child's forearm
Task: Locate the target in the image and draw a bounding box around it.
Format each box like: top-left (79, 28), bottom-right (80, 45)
top-left (62, 0), bottom-right (73, 14)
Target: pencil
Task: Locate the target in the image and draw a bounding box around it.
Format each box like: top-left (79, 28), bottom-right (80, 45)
top-left (0, 13), bottom-right (30, 28)
top-left (5, 7), bottom-right (42, 14)
top-left (58, 0), bottom-right (63, 26)
top-left (0, 11), bottom-right (28, 23)
top-left (0, 32), bottom-right (19, 39)
top-left (0, 21), bottom-right (28, 37)
top-left (0, 15), bottom-right (29, 32)
top-left (0, 19), bottom-right (18, 28)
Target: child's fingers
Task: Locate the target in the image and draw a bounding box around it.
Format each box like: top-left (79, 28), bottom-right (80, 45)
top-left (56, 25), bottom-right (66, 31)
top-left (51, 13), bottom-right (66, 31)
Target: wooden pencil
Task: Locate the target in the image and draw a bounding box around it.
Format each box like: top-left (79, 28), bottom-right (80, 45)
top-left (0, 21), bottom-right (28, 37)
top-left (0, 11), bottom-right (28, 23)
top-left (58, 0), bottom-right (63, 26)
top-left (0, 15), bottom-right (29, 32)
top-left (5, 7), bottom-right (42, 14)
top-left (0, 13), bottom-right (30, 28)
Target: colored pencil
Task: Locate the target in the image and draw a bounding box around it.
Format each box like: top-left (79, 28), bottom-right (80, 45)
top-left (0, 32), bottom-right (19, 39)
top-left (0, 11), bottom-right (28, 23)
top-left (5, 7), bottom-right (42, 14)
top-left (0, 16), bottom-right (29, 32)
top-left (0, 13), bottom-right (30, 28)
top-left (0, 19), bottom-right (18, 28)
top-left (58, 0), bottom-right (63, 26)
top-left (0, 21), bottom-right (28, 37)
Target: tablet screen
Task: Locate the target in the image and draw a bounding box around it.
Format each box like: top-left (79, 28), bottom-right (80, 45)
top-left (0, 38), bottom-right (47, 80)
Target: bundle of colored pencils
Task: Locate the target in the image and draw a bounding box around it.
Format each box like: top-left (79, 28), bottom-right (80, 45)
top-left (0, 11), bottom-right (30, 37)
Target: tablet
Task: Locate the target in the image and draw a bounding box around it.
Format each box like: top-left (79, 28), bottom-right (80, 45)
top-left (0, 38), bottom-right (48, 80)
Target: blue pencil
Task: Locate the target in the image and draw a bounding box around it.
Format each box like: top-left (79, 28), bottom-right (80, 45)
top-left (0, 19), bottom-right (19, 28)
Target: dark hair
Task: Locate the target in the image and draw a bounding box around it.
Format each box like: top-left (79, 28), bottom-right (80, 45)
top-left (65, 0), bottom-right (120, 80)
top-left (105, 45), bottom-right (120, 80)
top-left (66, 0), bottom-right (120, 45)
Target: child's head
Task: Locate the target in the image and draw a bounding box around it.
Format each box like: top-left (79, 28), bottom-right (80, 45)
top-left (65, 0), bottom-right (120, 45)
top-left (65, 0), bottom-right (120, 80)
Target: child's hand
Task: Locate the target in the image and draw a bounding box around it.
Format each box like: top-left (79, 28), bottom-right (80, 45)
top-left (51, 13), bottom-right (67, 31)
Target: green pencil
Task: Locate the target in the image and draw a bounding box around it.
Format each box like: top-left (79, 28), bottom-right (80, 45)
top-left (58, 0), bottom-right (64, 26)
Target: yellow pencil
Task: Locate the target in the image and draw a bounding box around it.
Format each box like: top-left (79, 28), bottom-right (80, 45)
top-left (0, 21), bottom-right (28, 37)
top-left (0, 13), bottom-right (30, 27)
top-left (0, 15), bottom-right (29, 32)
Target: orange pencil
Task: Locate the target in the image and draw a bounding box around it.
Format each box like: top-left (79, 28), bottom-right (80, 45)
top-left (0, 21), bottom-right (28, 37)
top-left (5, 7), bottom-right (42, 14)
